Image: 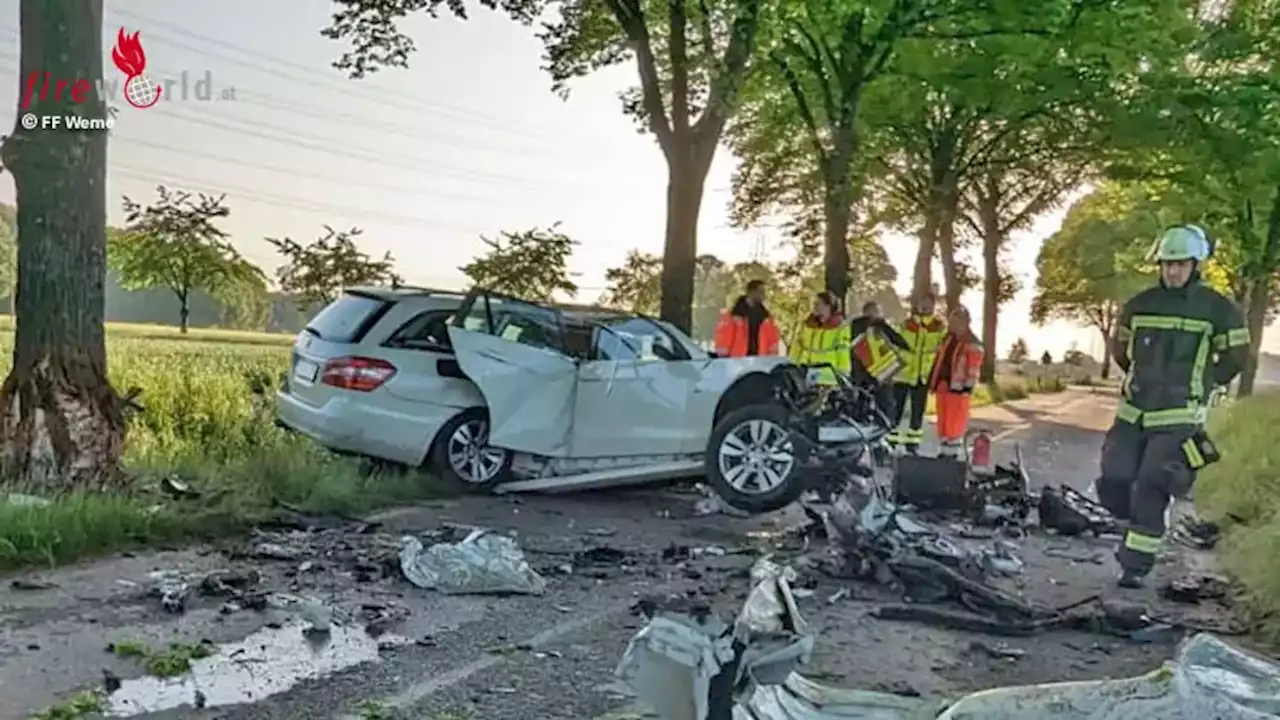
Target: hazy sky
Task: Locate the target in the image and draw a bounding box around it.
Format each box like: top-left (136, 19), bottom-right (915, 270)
top-left (0, 0), bottom-right (1273, 357)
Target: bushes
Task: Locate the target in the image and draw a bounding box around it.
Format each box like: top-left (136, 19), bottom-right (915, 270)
top-left (1195, 392), bottom-right (1280, 641)
top-left (0, 329), bottom-right (437, 571)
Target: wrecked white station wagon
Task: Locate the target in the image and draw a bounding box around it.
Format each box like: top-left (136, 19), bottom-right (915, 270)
top-left (276, 287), bottom-right (887, 513)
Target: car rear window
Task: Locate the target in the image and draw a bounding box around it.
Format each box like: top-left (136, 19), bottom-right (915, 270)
top-left (304, 293), bottom-right (390, 343)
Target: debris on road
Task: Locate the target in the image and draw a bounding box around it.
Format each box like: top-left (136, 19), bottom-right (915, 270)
top-left (616, 558), bottom-right (1280, 719)
top-left (1038, 484), bottom-right (1120, 536)
top-left (399, 528), bottom-right (547, 595)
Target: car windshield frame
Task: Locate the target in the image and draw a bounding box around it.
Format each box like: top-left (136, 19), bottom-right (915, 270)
top-left (451, 288), bottom-right (702, 361)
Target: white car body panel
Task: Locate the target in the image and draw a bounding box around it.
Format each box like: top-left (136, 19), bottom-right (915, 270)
top-left (446, 325), bottom-right (577, 456)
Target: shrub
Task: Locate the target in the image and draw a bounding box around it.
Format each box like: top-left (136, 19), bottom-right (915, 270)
top-left (1196, 392), bottom-right (1280, 642)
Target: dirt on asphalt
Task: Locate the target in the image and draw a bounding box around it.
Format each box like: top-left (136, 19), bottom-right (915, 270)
top-left (0, 389), bottom-right (1250, 720)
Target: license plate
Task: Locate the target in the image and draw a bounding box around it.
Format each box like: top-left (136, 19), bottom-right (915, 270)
top-left (293, 359), bottom-right (319, 382)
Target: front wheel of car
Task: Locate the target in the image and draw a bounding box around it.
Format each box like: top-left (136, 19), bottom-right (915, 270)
top-left (432, 408), bottom-right (512, 492)
top-left (705, 404), bottom-right (809, 514)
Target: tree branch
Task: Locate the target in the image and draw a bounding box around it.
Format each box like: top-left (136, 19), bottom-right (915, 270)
top-left (694, 0), bottom-right (763, 143)
top-left (668, 0), bottom-right (691, 135)
top-left (771, 51), bottom-right (829, 165)
top-left (604, 0), bottom-right (675, 150)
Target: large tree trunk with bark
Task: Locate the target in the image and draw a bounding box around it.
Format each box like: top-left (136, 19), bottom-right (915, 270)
top-left (0, 0), bottom-right (126, 494)
top-left (658, 140), bottom-right (713, 334)
top-left (1237, 277), bottom-right (1270, 397)
top-left (912, 214), bottom-right (936, 302)
top-left (937, 208), bottom-right (961, 311)
top-left (979, 225), bottom-right (1001, 383)
top-left (822, 175), bottom-right (854, 305)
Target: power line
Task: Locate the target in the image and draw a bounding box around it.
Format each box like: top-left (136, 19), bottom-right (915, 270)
top-left (0, 30), bottom-right (611, 162)
top-left (0, 59), bottom-right (601, 191)
top-left (103, 8), bottom-right (603, 143)
top-left (108, 163), bottom-right (490, 232)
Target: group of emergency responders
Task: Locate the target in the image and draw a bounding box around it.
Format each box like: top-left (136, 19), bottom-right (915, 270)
top-left (711, 225), bottom-right (1252, 588)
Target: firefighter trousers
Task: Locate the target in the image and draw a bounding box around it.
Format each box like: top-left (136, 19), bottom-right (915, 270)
top-left (889, 383), bottom-right (928, 446)
top-left (1095, 420), bottom-right (1197, 577)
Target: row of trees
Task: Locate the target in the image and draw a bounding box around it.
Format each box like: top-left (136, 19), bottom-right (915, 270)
top-left (323, 0), bottom-right (1277, 391)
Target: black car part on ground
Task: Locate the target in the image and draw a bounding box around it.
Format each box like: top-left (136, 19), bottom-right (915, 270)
top-left (892, 451), bottom-right (1034, 525)
top-left (1038, 484), bottom-right (1120, 536)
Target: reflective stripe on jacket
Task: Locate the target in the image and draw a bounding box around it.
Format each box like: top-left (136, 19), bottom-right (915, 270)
top-left (714, 311), bottom-right (781, 357)
top-left (1112, 279), bottom-right (1249, 429)
top-left (894, 314), bottom-right (946, 385)
top-left (790, 313), bottom-right (851, 384)
top-left (930, 331), bottom-right (983, 393)
top-left (851, 328), bottom-right (904, 383)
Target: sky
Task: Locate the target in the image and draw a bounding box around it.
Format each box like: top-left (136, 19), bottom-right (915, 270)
top-left (0, 0), bottom-right (1273, 358)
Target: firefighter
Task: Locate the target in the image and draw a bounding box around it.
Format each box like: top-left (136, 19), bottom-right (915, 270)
top-left (930, 306), bottom-right (984, 456)
top-left (714, 279), bottom-right (781, 357)
top-left (888, 293), bottom-right (946, 454)
top-left (1098, 225), bottom-right (1249, 588)
top-left (790, 291), bottom-right (851, 384)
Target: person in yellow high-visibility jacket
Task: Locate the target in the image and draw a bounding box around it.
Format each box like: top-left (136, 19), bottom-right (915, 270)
top-left (889, 293), bottom-right (946, 453)
top-left (789, 291), bottom-right (851, 384)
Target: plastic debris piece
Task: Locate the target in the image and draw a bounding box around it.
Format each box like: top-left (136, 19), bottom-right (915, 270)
top-left (399, 529), bottom-right (546, 595)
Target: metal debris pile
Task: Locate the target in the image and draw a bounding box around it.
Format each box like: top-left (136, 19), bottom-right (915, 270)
top-left (616, 559), bottom-right (1280, 720)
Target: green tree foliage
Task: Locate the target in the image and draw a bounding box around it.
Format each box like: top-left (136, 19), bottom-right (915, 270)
top-left (1007, 336), bottom-right (1028, 363)
top-left (216, 258), bottom-right (272, 330)
top-left (461, 225), bottom-right (579, 302)
top-left (267, 226), bottom-right (397, 312)
top-left (1105, 0), bottom-right (1280, 395)
top-left (323, 0), bottom-right (769, 333)
top-left (1030, 183), bottom-right (1159, 377)
top-left (603, 250), bottom-right (662, 315)
top-left (113, 186), bottom-right (254, 334)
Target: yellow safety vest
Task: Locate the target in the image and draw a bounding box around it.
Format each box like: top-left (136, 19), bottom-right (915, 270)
top-left (894, 314), bottom-right (946, 386)
top-left (851, 328), bottom-right (904, 383)
top-left (790, 318), bottom-right (852, 385)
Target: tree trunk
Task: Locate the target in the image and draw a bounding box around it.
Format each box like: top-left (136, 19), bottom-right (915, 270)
top-left (822, 175), bottom-right (854, 305)
top-left (178, 290), bottom-right (190, 334)
top-left (937, 210), bottom-right (961, 311)
top-left (1236, 277), bottom-right (1270, 397)
top-left (658, 140), bottom-right (713, 334)
top-left (912, 213), bottom-right (935, 302)
top-left (979, 226), bottom-right (1001, 383)
top-left (0, 0), bottom-right (125, 494)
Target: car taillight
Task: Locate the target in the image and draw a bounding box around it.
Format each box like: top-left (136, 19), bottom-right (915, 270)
top-left (321, 356), bottom-right (396, 392)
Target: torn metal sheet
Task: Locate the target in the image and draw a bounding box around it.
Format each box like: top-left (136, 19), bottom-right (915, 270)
top-left (399, 529), bottom-right (546, 595)
top-left (617, 561), bottom-right (1280, 720)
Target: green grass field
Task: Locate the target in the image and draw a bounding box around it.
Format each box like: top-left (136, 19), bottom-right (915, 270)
top-left (0, 321), bottom-right (436, 571)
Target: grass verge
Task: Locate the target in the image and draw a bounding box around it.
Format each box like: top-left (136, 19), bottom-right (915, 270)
top-left (1195, 391), bottom-right (1280, 642)
top-left (0, 328), bottom-right (440, 573)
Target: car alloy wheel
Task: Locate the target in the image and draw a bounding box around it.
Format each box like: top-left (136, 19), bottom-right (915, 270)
top-left (446, 418), bottom-right (508, 485)
top-left (716, 418), bottom-right (796, 495)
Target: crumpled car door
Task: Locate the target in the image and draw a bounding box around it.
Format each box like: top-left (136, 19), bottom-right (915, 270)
top-left (447, 322), bottom-right (577, 457)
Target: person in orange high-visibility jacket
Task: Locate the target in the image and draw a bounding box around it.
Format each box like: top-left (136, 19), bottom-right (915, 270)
top-left (714, 279), bottom-right (781, 357)
top-left (930, 306), bottom-right (984, 456)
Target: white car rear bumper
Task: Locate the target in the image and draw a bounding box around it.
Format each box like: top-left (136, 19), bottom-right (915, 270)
top-left (275, 390), bottom-right (463, 466)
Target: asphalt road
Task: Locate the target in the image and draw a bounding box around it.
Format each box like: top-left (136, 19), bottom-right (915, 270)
top-left (0, 388), bottom-right (1231, 720)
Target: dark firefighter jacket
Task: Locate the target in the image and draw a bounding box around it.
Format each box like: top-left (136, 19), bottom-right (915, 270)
top-left (1112, 276), bottom-right (1250, 429)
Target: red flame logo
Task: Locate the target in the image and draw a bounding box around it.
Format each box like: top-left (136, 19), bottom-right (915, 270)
top-left (111, 28), bottom-right (162, 109)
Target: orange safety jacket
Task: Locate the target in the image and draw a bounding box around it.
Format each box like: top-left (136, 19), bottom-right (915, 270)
top-left (714, 300), bottom-right (781, 357)
top-left (930, 331), bottom-right (984, 394)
